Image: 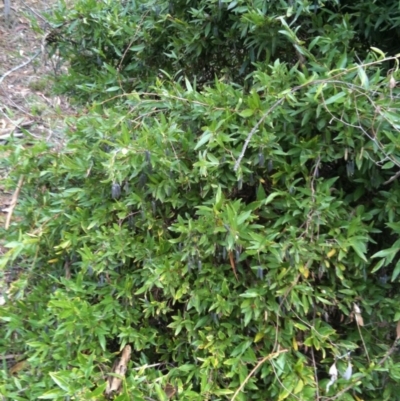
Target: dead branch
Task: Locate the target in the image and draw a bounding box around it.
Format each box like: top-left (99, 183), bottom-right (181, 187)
top-left (0, 51), bottom-right (41, 85)
top-left (234, 97), bottom-right (285, 172)
top-left (230, 348), bottom-right (289, 401)
top-left (105, 345), bottom-right (132, 398)
top-left (5, 176), bottom-right (24, 230)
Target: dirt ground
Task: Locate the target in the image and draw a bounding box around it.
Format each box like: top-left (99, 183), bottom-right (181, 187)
top-left (0, 0), bottom-right (74, 303)
top-left (0, 0), bottom-right (75, 222)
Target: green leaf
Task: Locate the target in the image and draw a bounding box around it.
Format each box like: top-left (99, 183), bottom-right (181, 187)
top-left (49, 372), bottom-right (70, 392)
top-left (349, 239), bottom-right (368, 262)
top-left (357, 66), bottom-right (369, 88)
top-left (106, 86), bottom-right (121, 92)
top-left (392, 260), bottom-right (400, 281)
top-left (324, 91), bottom-right (347, 105)
top-left (237, 210), bottom-right (252, 225)
top-left (264, 192), bottom-right (280, 205)
top-left (239, 109), bottom-right (255, 117)
top-left (195, 131), bottom-right (212, 150)
top-left (38, 389), bottom-right (67, 399)
top-left (371, 248), bottom-right (399, 260)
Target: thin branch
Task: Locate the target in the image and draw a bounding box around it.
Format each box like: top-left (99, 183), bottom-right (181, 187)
top-left (132, 363), bottom-right (163, 371)
top-left (230, 349), bottom-right (289, 401)
top-left (384, 170), bottom-right (400, 185)
top-left (5, 176), bottom-right (24, 230)
top-left (234, 97), bottom-right (286, 172)
top-left (0, 133), bottom-right (23, 141)
top-left (356, 317), bottom-right (370, 364)
top-left (117, 11), bottom-right (149, 72)
top-left (311, 308), bottom-right (320, 401)
top-left (20, 0), bottom-right (48, 23)
top-left (0, 51), bottom-right (41, 85)
top-left (234, 55), bottom-right (400, 173)
top-left (269, 358), bottom-right (302, 401)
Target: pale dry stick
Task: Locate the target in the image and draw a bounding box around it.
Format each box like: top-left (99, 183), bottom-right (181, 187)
top-left (327, 56), bottom-right (400, 82)
top-left (321, 90), bottom-right (400, 172)
top-left (311, 156), bottom-right (321, 202)
top-left (0, 354), bottom-right (22, 360)
top-left (290, 310), bottom-right (338, 351)
top-left (347, 83), bottom-right (400, 137)
top-left (117, 10), bottom-right (149, 72)
top-left (301, 156), bottom-right (322, 240)
top-left (0, 120), bottom-right (35, 141)
top-left (5, 176), bottom-right (24, 229)
top-left (229, 348), bottom-right (289, 401)
top-left (234, 55), bottom-right (400, 173)
top-left (0, 90), bottom-right (35, 118)
top-left (311, 309), bottom-right (321, 401)
top-left (0, 51), bottom-right (41, 85)
top-left (355, 313), bottom-right (370, 364)
top-left (234, 97), bottom-right (286, 172)
top-left (272, 274), bottom-right (301, 354)
top-left (269, 356), bottom-right (302, 401)
top-left (132, 363), bottom-right (163, 371)
top-left (353, 93), bottom-right (400, 161)
top-left (115, 11), bottom-right (150, 92)
top-left (384, 170), bottom-right (400, 185)
top-left (20, 0), bottom-right (48, 23)
top-left (0, 133), bottom-right (23, 141)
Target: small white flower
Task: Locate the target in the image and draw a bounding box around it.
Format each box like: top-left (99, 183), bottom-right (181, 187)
top-left (343, 361), bottom-right (352, 380)
top-left (326, 362), bottom-right (338, 392)
top-left (329, 362), bottom-right (338, 377)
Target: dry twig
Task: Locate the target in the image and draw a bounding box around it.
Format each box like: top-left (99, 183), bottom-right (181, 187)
top-left (5, 176), bottom-right (24, 230)
top-left (0, 51), bottom-right (41, 85)
top-left (230, 348), bottom-right (289, 401)
top-left (105, 345), bottom-right (132, 397)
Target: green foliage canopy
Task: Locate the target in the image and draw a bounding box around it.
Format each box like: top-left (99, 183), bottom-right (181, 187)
top-left (2, 0), bottom-right (400, 400)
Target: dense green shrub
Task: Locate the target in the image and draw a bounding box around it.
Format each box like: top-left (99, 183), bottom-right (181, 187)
top-left (2, 0), bottom-right (400, 400)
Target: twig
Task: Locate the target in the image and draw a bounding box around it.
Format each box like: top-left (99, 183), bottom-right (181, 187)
top-left (384, 170), bottom-right (400, 185)
top-left (0, 51), bottom-right (41, 85)
top-left (322, 340), bottom-right (399, 401)
top-left (311, 307), bottom-right (320, 400)
top-left (0, 133), bottom-right (23, 141)
top-left (0, 354), bottom-right (22, 360)
top-left (270, 358), bottom-right (302, 401)
top-left (0, 120), bottom-right (35, 141)
top-left (377, 339), bottom-right (398, 366)
top-left (117, 11), bottom-right (149, 72)
top-left (132, 363), bottom-right (163, 371)
top-left (20, 0), bottom-right (48, 23)
top-left (228, 250), bottom-right (239, 281)
top-left (5, 176), bottom-right (24, 230)
top-left (234, 55), bottom-right (400, 173)
top-left (356, 317), bottom-right (370, 364)
top-left (230, 349), bottom-right (288, 401)
top-left (0, 88), bottom-right (35, 117)
top-left (234, 97), bottom-right (286, 172)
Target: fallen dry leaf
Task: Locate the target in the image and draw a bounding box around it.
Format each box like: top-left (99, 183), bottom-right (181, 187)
top-left (164, 383), bottom-right (177, 399)
top-left (10, 360), bottom-right (27, 374)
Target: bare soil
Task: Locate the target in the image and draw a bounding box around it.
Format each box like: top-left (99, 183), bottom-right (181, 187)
top-left (0, 0), bottom-right (75, 310)
top-left (0, 0), bottom-right (74, 228)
